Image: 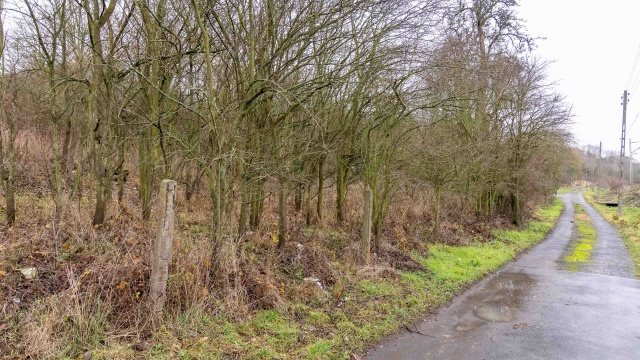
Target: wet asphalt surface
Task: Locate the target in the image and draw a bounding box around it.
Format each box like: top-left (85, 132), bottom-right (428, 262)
top-left (365, 193), bottom-right (640, 359)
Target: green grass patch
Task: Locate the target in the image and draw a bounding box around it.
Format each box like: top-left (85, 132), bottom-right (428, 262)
top-left (425, 242), bottom-right (513, 284)
top-left (251, 310), bottom-right (299, 349)
top-left (306, 311), bottom-right (331, 326)
top-left (359, 279), bottom-right (396, 297)
top-left (556, 187), bottom-right (575, 195)
top-left (304, 340), bottom-right (335, 359)
top-left (425, 198), bottom-right (563, 286)
top-left (534, 198), bottom-right (565, 222)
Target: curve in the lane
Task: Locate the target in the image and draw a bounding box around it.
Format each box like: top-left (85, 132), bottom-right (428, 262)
top-left (365, 194), bottom-right (640, 360)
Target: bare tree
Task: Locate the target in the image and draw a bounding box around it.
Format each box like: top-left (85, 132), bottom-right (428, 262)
top-left (0, 0), bottom-right (14, 225)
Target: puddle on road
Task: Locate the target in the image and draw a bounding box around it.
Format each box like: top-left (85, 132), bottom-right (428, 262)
top-left (453, 272), bottom-right (536, 328)
top-left (474, 301), bottom-right (514, 322)
top-left (484, 272), bottom-right (535, 292)
top-left (454, 320), bottom-right (485, 332)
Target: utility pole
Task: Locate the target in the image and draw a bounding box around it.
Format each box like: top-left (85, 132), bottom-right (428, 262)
top-left (619, 90), bottom-right (629, 216)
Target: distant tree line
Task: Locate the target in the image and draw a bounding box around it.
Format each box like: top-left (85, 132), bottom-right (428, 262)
top-left (580, 143), bottom-right (640, 190)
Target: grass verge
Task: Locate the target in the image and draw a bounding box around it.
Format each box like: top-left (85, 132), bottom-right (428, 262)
top-left (583, 190), bottom-right (640, 278)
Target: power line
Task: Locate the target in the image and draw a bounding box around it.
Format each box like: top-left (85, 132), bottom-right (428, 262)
top-left (630, 56), bottom-right (640, 95)
top-left (627, 109), bottom-right (640, 132)
top-left (628, 44), bottom-right (640, 95)
top-left (632, 74), bottom-right (640, 96)
top-left (627, 44), bottom-right (640, 90)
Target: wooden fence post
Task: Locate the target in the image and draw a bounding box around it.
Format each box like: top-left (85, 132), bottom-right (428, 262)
top-left (149, 179), bottom-right (177, 317)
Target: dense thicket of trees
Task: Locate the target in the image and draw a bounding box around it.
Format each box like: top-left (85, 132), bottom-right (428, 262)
top-left (0, 0), bottom-right (573, 257)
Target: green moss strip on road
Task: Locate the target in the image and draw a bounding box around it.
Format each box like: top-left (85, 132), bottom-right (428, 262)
top-left (563, 204), bottom-right (595, 271)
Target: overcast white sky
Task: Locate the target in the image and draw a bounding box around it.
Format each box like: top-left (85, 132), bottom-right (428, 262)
top-left (517, 0), bottom-right (640, 154)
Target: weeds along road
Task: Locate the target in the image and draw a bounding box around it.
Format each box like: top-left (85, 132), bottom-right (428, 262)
top-left (365, 193), bottom-right (640, 360)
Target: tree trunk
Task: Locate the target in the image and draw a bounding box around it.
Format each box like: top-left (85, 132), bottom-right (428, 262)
top-left (149, 179), bottom-right (176, 317)
top-left (210, 160), bottom-right (224, 244)
top-left (0, 6), bottom-right (12, 226)
top-left (433, 184), bottom-right (442, 237)
top-left (208, 159), bottom-right (231, 288)
top-left (50, 72), bottom-right (63, 222)
top-left (238, 159), bottom-right (248, 236)
top-left (86, 0), bottom-right (116, 226)
top-left (511, 188), bottom-right (522, 227)
top-left (305, 183), bottom-right (312, 226)
top-left (361, 186), bottom-right (372, 265)
top-left (249, 180), bottom-right (264, 229)
top-left (316, 156), bottom-right (324, 223)
top-left (61, 117), bottom-right (72, 174)
top-left (277, 178), bottom-right (287, 248)
top-left (250, 189), bottom-right (259, 229)
top-left (71, 126), bottom-right (85, 203)
top-left (5, 171), bottom-right (14, 225)
top-left (0, 118), bottom-right (15, 225)
top-left (92, 181), bottom-right (106, 226)
top-left (117, 137), bottom-right (125, 205)
top-left (336, 155), bottom-right (347, 223)
top-left (294, 181), bottom-right (303, 213)
top-left (91, 94), bottom-right (108, 226)
top-left (139, 130), bottom-right (153, 220)
top-left (371, 176), bottom-right (381, 236)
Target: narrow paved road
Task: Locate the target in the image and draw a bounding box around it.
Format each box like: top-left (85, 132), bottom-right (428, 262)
top-left (366, 193), bottom-right (640, 359)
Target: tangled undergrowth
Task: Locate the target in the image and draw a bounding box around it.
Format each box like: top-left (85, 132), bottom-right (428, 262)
top-left (0, 179), bottom-right (563, 359)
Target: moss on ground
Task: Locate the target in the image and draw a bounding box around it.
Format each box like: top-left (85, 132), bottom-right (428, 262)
top-left (563, 204), bottom-right (596, 271)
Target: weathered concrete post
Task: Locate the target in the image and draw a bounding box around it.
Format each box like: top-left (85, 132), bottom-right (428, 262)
top-left (149, 179), bottom-right (177, 317)
top-left (361, 186), bottom-right (373, 265)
